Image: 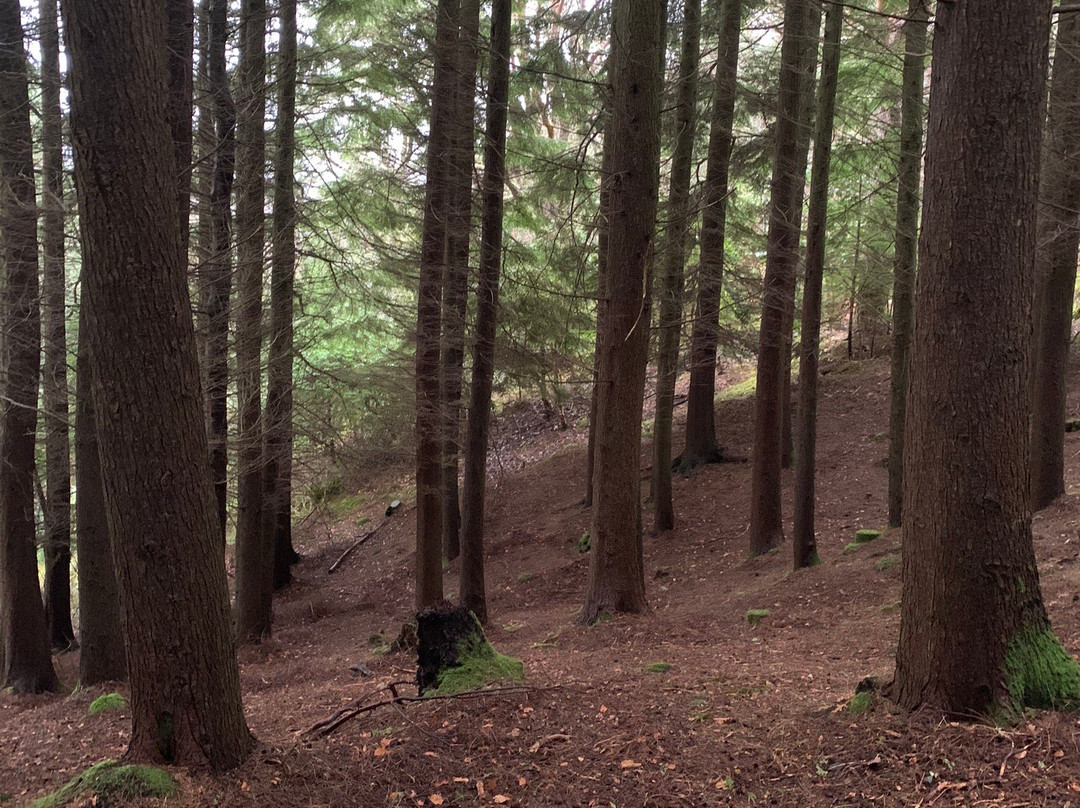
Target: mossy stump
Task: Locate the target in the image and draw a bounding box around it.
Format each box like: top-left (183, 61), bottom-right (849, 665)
top-left (31, 760), bottom-right (176, 808)
top-left (416, 604), bottom-right (523, 696)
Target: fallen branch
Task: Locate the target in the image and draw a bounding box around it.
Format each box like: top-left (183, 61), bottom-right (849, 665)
top-left (328, 520), bottom-right (385, 573)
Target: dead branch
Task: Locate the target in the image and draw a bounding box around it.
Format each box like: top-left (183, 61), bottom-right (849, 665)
top-left (328, 520), bottom-right (385, 573)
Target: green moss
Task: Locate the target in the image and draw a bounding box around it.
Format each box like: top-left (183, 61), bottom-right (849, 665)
top-left (880, 601), bottom-right (901, 614)
top-left (874, 556), bottom-right (899, 572)
top-left (1002, 626), bottom-right (1080, 716)
top-left (847, 690), bottom-right (873, 714)
top-left (87, 692), bottom-right (126, 715)
top-left (576, 533), bottom-right (591, 554)
top-left (746, 608), bottom-right (769, 627)
top-left (431, 634), bottom-right (524, 696)
top-left (854, 529), bottom-right (881, 544)
top-left (31, 760), bottom-right (176, 808)
top-left (718, 376), bottom-right (757, 401)
top-left (646, 662), bottom-right (672, 674)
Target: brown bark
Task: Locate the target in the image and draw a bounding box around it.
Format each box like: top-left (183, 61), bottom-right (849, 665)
top-left (62, 0), bottom-right (254, 767)
top-left (680, 0), bottom-right (742, 469)
top-left (886, 0), bottom-right (929, 528)
top-left (0, 0), bottom-right (59, 694)
top-left (195, 0), bottom-right (214, 383)
top-left (167, 0), bottom-right (195, 256)
top-left (1030, 13), bottom-right (1080, 511)
top-left (441, 0), bottom-right (480, 562)
top-left (75, 303), bottom-right (126, 684)
top-left (204, 0), bottom-right (236, 542)
top-left (233, 0), bottom-right (271, 643)
top-left (748, 0), bottom-right (811, 556)
top-left (652, 0), bottom-right (701, 534)
top-left (792, 3), bottom-right (842, 569)
top-left (889, 0), bottom-right (1060, 716)
top-left (580, 0), bottom-right (665, 625)
top-left (265, 0), bottom-right (299, 591)
top-left (459, 0), bottom-right (512, 625)
top-left (416, 0), bottom-right (462, 609)
top-left (40, 0), bottom-right (75, 651)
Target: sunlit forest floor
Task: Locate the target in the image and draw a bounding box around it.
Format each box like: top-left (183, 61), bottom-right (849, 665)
top-left (7, 355), bottom-right (1080, 806)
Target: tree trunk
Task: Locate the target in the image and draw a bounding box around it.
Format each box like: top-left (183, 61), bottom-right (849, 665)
top-left (167, 0), bottom-right (195, 256)
top-left (792, 4), bottom-right (842, 569)
top-left (652, 0), bottom-right (701, 534)
top-left (440, 0), bottom-right (480, 562)
top-left (886, 0), bottom-right (928, 528)
top-left (233, 0), bottom-right (271, 643)
top-left (195, 0), bottom-right (215, 388)
top-left (680, 0), bottom-right (741, 469)
top-left (580, 0), bottom-right (664, 625)
top-left (203, 0), bottom-right (236, 543)
top-left (888, 0), bottom-right (1076, 718)
top-left (265, 0), bottom-right (299, 591)
top-left (62, 0), bottom-right (254, 767)
top-left (416, 0), bottom-right (462, 609)
top-left (747, 0), bottom-right (811, 555)
top-left (0, 0), bottom-right (59, 694)
top-left (40, 0), bottom-right (75, 652)
top-left (75, 303), bottom-right (126, 684)
top-left (1030, 12), bottom-right (1080, 511)
top-left (459, 0), bottom-right (512, 625)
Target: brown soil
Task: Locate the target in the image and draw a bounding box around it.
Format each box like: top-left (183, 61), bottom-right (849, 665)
top-left (6, 357), bottom-right (1080, 807)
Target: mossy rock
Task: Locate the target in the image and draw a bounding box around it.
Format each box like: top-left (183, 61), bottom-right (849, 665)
top-left (646, 662), bottom-right (672, 674)
top-left (1001, 626), bottom-right (1080, 718)
top-left (88, 692), bottom-right (126, 715)
top-left (31, 760), bottom-right (176, 808)
top-left (746, 608), bottom-right (769, 627)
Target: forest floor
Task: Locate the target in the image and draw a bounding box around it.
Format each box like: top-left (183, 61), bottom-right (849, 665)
top-left (7, 355), bottom-right (1080, 807)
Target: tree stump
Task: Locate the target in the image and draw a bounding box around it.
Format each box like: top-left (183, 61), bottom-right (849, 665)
top-left (416, 604), bottom-right (523, 695)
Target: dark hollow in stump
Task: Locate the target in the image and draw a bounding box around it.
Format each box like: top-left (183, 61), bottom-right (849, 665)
top-left (417, 604), bottom-right (482, 694)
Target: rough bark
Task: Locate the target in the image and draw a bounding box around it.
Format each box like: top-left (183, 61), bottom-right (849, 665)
top-left (440, 0), bottom-right (480, 562)
top-left (1030, 13), bottom-right (1080, 511)
top-left (792, 3), bottom-right (842, 569)
top-left (40, 0), bottom-right (75, 652)
top-left (888, 0), bottom-right (1069, 718)
top-left (416, 0), bottom-right (461, 609)
top-left (233, 0), bottom-right (271, 643)
top-left (580, 0), bottom-right (664, 625)
top-left (0, 0), bottom-right (59, 694)
top-left (62, 0), bottom-right (254, 767)
top-left (167, 0), bottom-right (195, 256)
top-left (747, 0), bottom-right (810, 555)
top-left (652, 0), bottom-right (701, 533)
top-left (195, 0), bottom-right (214, 384)
top-left (459, 0), bottom-right (512, 625)
top-left (680, 0), bottom-right (742, 469)
top-left (265, 0), bottom-right (299, 591)
top-left (204, 0), bottom-right (236, 542)
top-left (75, 304), bottom-right (126, 684)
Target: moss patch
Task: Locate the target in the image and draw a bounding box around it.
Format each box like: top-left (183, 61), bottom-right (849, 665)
top-left (31, 760), bottom-right (176, 808)
top-left (746, 609), bottom-right (770, 627)
top-left (576, 533), bottom-right (591, 554)
top-left (874, 556), bottom-right (899, 572)
top-left (646, 662), bottom-right (673, 674)
top-left (854, 529), bottom-right (881, 544)
top-left (847, 690), bottom-right (873, 714)
top-left (87, 693), bottom-right (126, 715)
top-left (1002, 625), bottom-right (1080, 716)
top-left (431, 635), bottom-right (524, 696)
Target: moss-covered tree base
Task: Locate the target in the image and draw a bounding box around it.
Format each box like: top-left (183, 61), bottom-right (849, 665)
top-left (417, 604), bottom-right (523, 696)
top-left (1001, 626), bottom-right (1080, 717)
top-left (31, 760), bottom-right (177, 808)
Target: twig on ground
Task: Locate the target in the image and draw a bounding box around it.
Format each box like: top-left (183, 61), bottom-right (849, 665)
top-left (328, 519), bottom-right (386, 573)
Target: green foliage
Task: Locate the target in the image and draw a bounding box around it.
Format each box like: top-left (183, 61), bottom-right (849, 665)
top-left (746, 609), bottom-right (770, 627)
top-left (431, 635), bottom-right (524, 696)
top-left (87, 693), bottom-right (126, 715)
top-left (646, 662), bottom-right (673, 674)
top-left (1002, 625), bottom-right (1080, 716)
top-left (30, 760), bottom-right (176, 808)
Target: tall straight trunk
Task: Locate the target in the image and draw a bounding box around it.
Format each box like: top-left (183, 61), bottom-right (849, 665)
top-left (580, 0), bottom-right (664, 626)
top-left (792, 3), bottom-right (842, 569)
top-left (747, 0), bottom-right (811, 555)
top-left (680, 0), bottom-right (741, 468)
top-left (75, 304), bottom-right (126, 684)
top-left (234, 0), bottom-right (270, 642)
top-left (1030, 13), bottom-right (1080, 511)
top-left (0, 0), bottom-right (58, 694)
top-left (886, 0), bottom-right (929, 527)
top-left (780, 1), bottom-right (821, 471)
top-left (62, 0), bottom-right (254, 767)
top-left (204, 0), bottom-right (236, 542)
top-left (40, 0), bottom-right (75, 651)
top-left (441, 0), bottom-right (480, 562)
top-left (167, 0), bottom-right (195, 256)
top-left (416, 0), bottom-right (462, 609)
top-left (888, 0), bottom-right (1076, 718)
top-left (265, 0), bottom-right (299, 591)
top-left (460, 0), bottom-right (512, 624)
top-left (195, 0), bottom-right (214, 383)
top-left (653, 0), bottom-right (701, 533)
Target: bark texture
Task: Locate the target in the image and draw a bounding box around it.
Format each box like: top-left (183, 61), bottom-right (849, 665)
top-left (63, 0), bottom-right (254, 767)
top-left (460, 0), bottom-right (512, 625)
top-left (0, 0), bottom-right (58, 694)
top-left (889, 0), bottom-right (1072, 717)
top-left (580, 0), bottom-right (664, 625)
